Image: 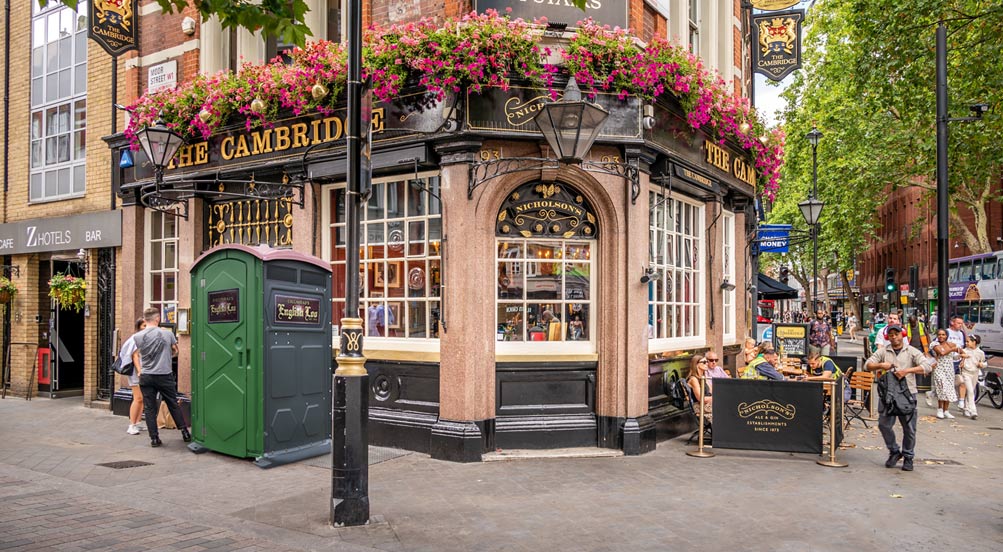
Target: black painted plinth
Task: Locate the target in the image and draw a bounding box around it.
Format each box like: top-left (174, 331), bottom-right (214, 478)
top-left (111, 388), bottom-right (133, 416)
top-left (331, 374), bottom-right (370, 527)
top-left (429, 419), bottom-right (483, 463)
top-left (621, 415), bottom-right (657, 455)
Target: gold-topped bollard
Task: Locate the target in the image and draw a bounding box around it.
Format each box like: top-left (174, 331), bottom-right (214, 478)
top-left (687, 375), bottom-right (715, 458)
top-left (817, 380), bottom-right (848, 468)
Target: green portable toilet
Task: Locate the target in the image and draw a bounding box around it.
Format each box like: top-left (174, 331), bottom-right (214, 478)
top-left (188, 244), bottom-right (332, 468)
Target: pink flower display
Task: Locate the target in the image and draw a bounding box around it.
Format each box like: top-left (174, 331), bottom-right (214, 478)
top-left (125, 12), bottom-right (783, 198)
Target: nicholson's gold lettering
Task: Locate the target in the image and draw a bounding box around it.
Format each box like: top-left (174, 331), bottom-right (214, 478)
top-left (311, 119), bottom-right (324, 145)
top-left (194, 142), bottom-right (208, 165)
top-left (252, 128), bottom-right (273, 154)
top-left (733, 158), bottom-right (756, 186)
top-left (370, 108), bottom-right (385, 134)
top-left (324, 116), bottom-right (343, 142)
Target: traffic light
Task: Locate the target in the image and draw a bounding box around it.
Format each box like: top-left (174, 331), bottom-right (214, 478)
top-left (779, 265), bottom-right (790, 284)
top-left (885, 267), bottom-right (897, 292)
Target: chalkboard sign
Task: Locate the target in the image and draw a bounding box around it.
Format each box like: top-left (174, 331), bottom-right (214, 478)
top-left (772, 323), bottom-right (809, 357)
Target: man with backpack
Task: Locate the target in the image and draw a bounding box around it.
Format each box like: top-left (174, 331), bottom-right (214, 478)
top-left (865, 325), bottom-right (932, 472)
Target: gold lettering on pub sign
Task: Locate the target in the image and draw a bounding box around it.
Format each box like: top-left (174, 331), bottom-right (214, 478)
top-left (168, 108), bottom-right (386, 169)
top-left (704, 141), bottom-right (756, 186)
top-left (274, 294), bottom-right (321, 325)
top-left (505, 94), bottom-right (553, 127)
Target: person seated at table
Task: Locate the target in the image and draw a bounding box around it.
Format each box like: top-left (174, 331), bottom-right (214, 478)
top-left (703, 351), bottom-right (730, 379)
top-left (686, 355), bottom-right (713, 414)
top-left (804, 347), bottom-right (843, 381)
top-left (740, 344), bottom-right (785, 381)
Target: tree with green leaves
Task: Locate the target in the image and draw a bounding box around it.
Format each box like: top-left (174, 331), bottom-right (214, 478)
top-left (769, 0), bottom-right (1002, 315)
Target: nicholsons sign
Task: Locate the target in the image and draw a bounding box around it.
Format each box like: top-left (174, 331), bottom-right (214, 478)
top-left (88, 0), bottom-right (138, 56)
top-left (474, 1), bottom-right (627, 29)
top-left (712, 379), bottom-right (824, 454)
top-left (751, 10), bottom-right (804, 81)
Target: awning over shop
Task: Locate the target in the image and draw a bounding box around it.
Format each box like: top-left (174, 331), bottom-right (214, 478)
top-left (758, 273), bottom-right (799, 300)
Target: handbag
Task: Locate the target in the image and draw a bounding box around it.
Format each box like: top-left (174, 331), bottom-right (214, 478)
top-left (112, 356), bottom-right (134, 376)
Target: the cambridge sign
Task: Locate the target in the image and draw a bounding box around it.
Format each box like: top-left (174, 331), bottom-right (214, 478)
top-left (751, 10), bottom-right (804, 81)
top-left (88, 0), bottom-right (138, 57)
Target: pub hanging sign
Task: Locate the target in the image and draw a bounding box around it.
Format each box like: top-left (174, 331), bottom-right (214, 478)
top-left (88, 0), bottom-right (139, 56)
top-left (751, 10), bottom-right (804, 81)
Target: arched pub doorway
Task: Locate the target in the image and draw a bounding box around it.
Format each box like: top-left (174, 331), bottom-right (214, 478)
top-left (492, 180), bottom-right (600, 448)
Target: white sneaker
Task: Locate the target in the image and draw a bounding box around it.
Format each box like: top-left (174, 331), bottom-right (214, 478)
top-left (944, 410), bottom-right (955, 419)
top-left (958, 399), bottom-right (965, 409)
top-left (925, 391), bottom-right (934, 407)
top-left (135, 423), bottom-right (147, 431)
top-left (936, 409), bottom-right (945, 419)
top-left (126, 424), bottom-right (141, 435)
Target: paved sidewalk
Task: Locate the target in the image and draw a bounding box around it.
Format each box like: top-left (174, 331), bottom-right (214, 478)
top-left (2, 387), bottom-right (1002, 551)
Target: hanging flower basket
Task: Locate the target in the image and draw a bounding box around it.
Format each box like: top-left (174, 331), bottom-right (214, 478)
top-left (0, 276), bottom-right (17, 304)
top-left (48, 273), bottom-right (86, 312)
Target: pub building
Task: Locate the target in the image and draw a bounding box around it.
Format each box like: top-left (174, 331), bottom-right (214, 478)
top-left (107, 37), bottom-right (763, 462)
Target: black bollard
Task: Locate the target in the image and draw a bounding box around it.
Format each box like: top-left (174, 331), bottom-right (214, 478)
top-left (332, 371), bottom-right (369, 526)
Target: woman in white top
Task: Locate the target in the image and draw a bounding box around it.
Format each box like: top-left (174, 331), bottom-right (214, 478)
top-left (846, 314), bottom-right (859, 343)
top-left (960, 335), bottom-right (987, 420)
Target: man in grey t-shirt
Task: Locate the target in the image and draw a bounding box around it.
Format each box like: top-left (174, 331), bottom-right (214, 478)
top-left (133, 307), bottom-right (189, 447)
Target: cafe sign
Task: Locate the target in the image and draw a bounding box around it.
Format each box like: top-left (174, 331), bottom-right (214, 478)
top-left (474, 0), bottom-right (627, 29)
top-left (274, 294), bottom-right (322, 325)
top-left (88, 0), bottom-right (138, 56)
top-left (751, 10), bottom-right (804, 81)
top-left (208, 289), bottom-right (240, 324)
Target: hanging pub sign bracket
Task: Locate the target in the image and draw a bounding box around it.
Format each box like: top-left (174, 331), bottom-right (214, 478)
top-left (468, 156), bottom-right (640, 204)
top-left (139, 172), bottom-right (307, 220)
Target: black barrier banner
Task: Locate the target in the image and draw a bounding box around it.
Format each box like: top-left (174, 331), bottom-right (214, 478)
top-left (713, 379), bottom-right (824, 454)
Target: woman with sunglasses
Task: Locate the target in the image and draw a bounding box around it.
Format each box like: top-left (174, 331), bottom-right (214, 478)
top-left (960, 335), bottom-right (986, 420)
top-left (930, 329), bottom-right (960, 419)
top-left (686, 355), bottom-right (713, 415)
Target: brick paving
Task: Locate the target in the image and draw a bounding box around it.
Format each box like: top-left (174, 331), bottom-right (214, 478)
top-left (2, 348), bottom-right (1002, 552)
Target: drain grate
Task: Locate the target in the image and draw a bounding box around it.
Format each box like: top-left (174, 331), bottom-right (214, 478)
top-left (915, 458), bottom-right (962, 466)
top-left (97, 460), bottom-right (154, 470)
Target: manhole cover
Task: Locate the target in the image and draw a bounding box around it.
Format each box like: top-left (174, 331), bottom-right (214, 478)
top-left (914, 458), bottom-right (962, 466)
top-left (97, 460), bottom-right (154, 470)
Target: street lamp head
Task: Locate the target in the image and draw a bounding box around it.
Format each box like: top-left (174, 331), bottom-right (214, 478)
top-left (805, 126), bottom-right (823, 148)
top-left (136, 119), bottom-right (185, 171)
top-left (534, 77), bottom-right (609, 163)
top-left (798, 197), bottom-right (825, 226)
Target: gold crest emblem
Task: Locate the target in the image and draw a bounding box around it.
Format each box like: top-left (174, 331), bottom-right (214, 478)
top-left (758, 16), bottom-right (797, 56)
top-left (95, 0), bottom-right (133, 32)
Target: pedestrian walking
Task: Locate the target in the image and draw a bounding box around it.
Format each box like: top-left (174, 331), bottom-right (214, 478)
top-left (809, 309), bottom-right (836, 355)
top-left (960, 335), bottom-right (986, 420)
top-left (846, 313), bottom-right (859, 343)
top-left (865, 325), bottom-right (931, 471)
top-left (930, 329), bottom-right (960, 419)
top-left (947, 316), bottom-right (967, 410)
top-left (132, 307), bottom-right (190, 447)
top-left (118, 317), bottom-right (147, 435)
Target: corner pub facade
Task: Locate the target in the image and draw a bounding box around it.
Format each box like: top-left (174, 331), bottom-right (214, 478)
top-left (108, 2), bottom-right (762, 461)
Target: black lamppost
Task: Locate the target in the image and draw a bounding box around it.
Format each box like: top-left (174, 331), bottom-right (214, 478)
top-left (135, 119), bottom-right (184, 189)
top-left (332, 0), bottom-right (369, 527)
top-left (800, 125), bottom-right (824, 312)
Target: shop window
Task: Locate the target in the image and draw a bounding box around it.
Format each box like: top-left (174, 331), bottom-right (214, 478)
top-left (323, 173), bottom-right (442, 345)
top-left (648, 188), bottom-right (705, 349)
top-left (146, 210), bottom-right (180, 324)
top-left (722, 211), bottom-right (736, 344)
top-left (30, 1), bottom-right (87, 202)
top-left (495, 182), bottom-right (597, 354)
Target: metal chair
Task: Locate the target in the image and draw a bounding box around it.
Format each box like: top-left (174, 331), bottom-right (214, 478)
top-left (844, 370), bottom-right (874, 429)
top-left (681, 377), bottom-right (713, 445)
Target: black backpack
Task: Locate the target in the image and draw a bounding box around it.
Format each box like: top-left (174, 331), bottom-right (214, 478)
top-left (665, 373), bottom-right (686, 409)
top-left (877, 370), bottom-right (916, 416)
